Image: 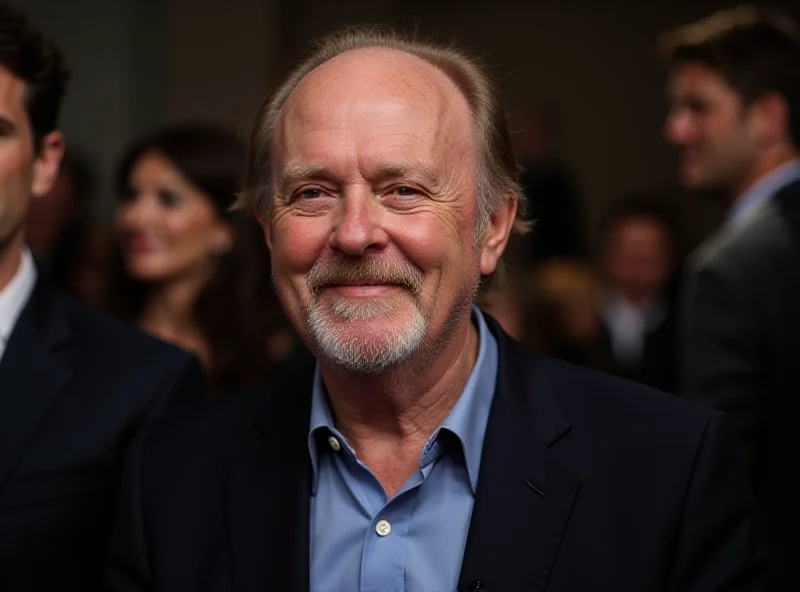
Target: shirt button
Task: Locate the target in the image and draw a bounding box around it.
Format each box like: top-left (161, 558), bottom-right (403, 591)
top-left (327, 436), bottom-right (341, 452)
top-left (375, 519), bottom-right (392, 536)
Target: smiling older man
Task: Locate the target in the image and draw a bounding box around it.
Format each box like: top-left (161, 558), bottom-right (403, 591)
top-left (106, 27), bottom-right (767, 592)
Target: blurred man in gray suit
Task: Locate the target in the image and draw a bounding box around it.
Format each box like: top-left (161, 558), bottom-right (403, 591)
top-left (663, 6), bottom-right (800, 587)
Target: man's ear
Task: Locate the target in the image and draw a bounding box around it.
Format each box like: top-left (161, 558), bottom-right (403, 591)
top-left (479, 196), bottom-right (518, 276)
top-left (31, 131), bottom-right (65, 198)
top-left (749, 92), bottom-right (791, 147)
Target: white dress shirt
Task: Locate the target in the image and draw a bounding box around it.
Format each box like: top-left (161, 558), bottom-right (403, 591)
top-left (603, 290), bottom-right (666, 368)
top-left (0, 248), bottom-right (37, 363)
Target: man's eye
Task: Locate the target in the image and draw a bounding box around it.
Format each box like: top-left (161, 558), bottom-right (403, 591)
top-left (393, 186), bottom-right (419, 196)
top-left (297, 188), bottom-right (324, 199)
top-left (685, 99), bottom-right (708, 115)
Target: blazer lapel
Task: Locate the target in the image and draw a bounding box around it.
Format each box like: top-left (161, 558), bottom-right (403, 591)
top-left (0, 280), bottom-right (71, 491)
top-left (228, 360), bottom-right (315, 592)
top-left (458, 321), bottom-right (581, 592)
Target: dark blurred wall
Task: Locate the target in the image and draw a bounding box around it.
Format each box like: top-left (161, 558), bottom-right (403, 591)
top-left (165, 0), bottom-right (281, 129)
top-left (279, 0), bottom-right (796, 250)
top-left (12, 0), bottom-right (156, 217)
top-left (13, 0), bottom-right (279, 219)
top-left (12, 0), bottom-right (798, 246)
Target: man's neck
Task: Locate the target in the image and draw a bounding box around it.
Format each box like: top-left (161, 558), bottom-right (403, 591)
top-left (0, 235), bottom-right (24, 294)
top-left (732, 146), bottom-right (800, 201)
top-left (319, 311), bottom-right (480, 495)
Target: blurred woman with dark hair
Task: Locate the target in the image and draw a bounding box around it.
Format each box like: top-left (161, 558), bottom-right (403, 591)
top-left (111, 123), bottom-right (295, 395)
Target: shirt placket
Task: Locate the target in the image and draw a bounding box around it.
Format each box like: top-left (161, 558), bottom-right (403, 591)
top-left (359, 489), bottom-right (416, 592)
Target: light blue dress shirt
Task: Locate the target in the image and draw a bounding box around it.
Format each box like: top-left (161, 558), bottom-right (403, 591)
top-left (307, 306), bottom-right (499, 592)
top-left (726, 158), bottom-right (800, 228)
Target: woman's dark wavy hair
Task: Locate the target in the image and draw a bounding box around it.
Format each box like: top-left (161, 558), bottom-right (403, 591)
top-left (111, 123), bottom-right (290, 395)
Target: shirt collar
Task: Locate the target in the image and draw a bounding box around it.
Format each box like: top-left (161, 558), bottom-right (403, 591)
top-left (727, 158), bottom-right (800, 228)
top-left (0, 247), bottom-right (37, 345)
top-left (307, 305), bottom-right (499, 495)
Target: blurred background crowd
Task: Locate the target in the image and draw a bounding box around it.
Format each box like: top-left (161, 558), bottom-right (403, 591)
top-left (3, 1), bottom-right (799, 586)
top-left (16, 0), bottom-right (797, 397)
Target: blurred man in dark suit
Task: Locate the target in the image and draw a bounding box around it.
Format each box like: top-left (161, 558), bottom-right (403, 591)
top-left (107, 25), bottom-right (765, 592)
top-left (599, 198), bottom-right (682, 393)
top-left (0, 4), bottom-right (204, 590)
top-left (664, 6), bottom-right (800, 587)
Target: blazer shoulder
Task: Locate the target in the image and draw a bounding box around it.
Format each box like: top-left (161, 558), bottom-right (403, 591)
top-left (691, 197), bottom-right (796, 280)
top-left (527, 350), bottom-right (715, 440)
top-left (490, 316), bottom-right (715, 441)
top-left (551, 353), bottom-right (706, 408)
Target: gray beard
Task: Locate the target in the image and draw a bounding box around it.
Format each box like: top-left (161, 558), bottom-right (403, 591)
top-left (307, 293), bottom-right (428, 374)
top-left (305, 271), bottom-right (480, 376)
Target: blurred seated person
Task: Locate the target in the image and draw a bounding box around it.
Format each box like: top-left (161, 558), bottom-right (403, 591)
top-left (599, 198), bottom-right (682, 392)
top-left (111, 123), bottom-right (295, 395)
top-left (26, 149), bottom-right (115, 311)
top-left (25, 148), bottom-right (97, 282)
top-left (61, 229), bottom-right (115, 311)
top-left (523, 259), bottom-right (603, 368)
top-left (511, 106), bottom-right (588, 265)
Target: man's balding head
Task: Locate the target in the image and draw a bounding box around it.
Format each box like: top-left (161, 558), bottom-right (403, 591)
top-left (254, 27), bottom-right (521, 375)
top-left (241, 27), bottom-right (526, 287)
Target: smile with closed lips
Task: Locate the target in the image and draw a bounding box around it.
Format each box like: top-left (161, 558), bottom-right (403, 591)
top-left (306, 258), bottom-right (424, 299)
top-left (680, 147), bottom-right (703, 165)
top-left (324, 283), bottom-right (403, 297)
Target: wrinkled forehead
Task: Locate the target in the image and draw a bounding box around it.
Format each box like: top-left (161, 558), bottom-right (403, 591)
top-left (273, 48), bottom-right (475, 161)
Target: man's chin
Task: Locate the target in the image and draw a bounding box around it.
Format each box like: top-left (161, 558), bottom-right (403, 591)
top-left (310, 323), bottom-right (426, 375)
top-left (316, 290), bottom-right (412, 322)
top-left (679, 167), bottom-right (705, 188)
top-left (307, 301), bottom-right (428, 374)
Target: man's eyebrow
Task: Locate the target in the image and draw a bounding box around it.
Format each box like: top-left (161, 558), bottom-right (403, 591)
top-left (278, 164), bottom-right (329, 186)
top-left (275, 162), bottom-right (443, 196)
top-left (371, 163), bottom-right (440, 186)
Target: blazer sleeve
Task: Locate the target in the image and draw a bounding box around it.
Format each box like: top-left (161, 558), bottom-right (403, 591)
top-left (104, 356), bottom-right (206, 591)
top-left (670, 412), bottom-right (768, 591)
top-left (104, 428), bottom-right (151, 592)
top-left (680, 264), bottom-right (764, 473)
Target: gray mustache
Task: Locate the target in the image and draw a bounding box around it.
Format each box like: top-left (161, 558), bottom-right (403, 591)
top-left (307, 259), bottom-right (424, 298)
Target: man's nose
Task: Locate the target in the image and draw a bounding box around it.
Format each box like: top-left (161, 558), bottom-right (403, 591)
top-left (329, 187), bottom-right (389, 256)
top-left (665, 109), bottom-right (693, 145)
